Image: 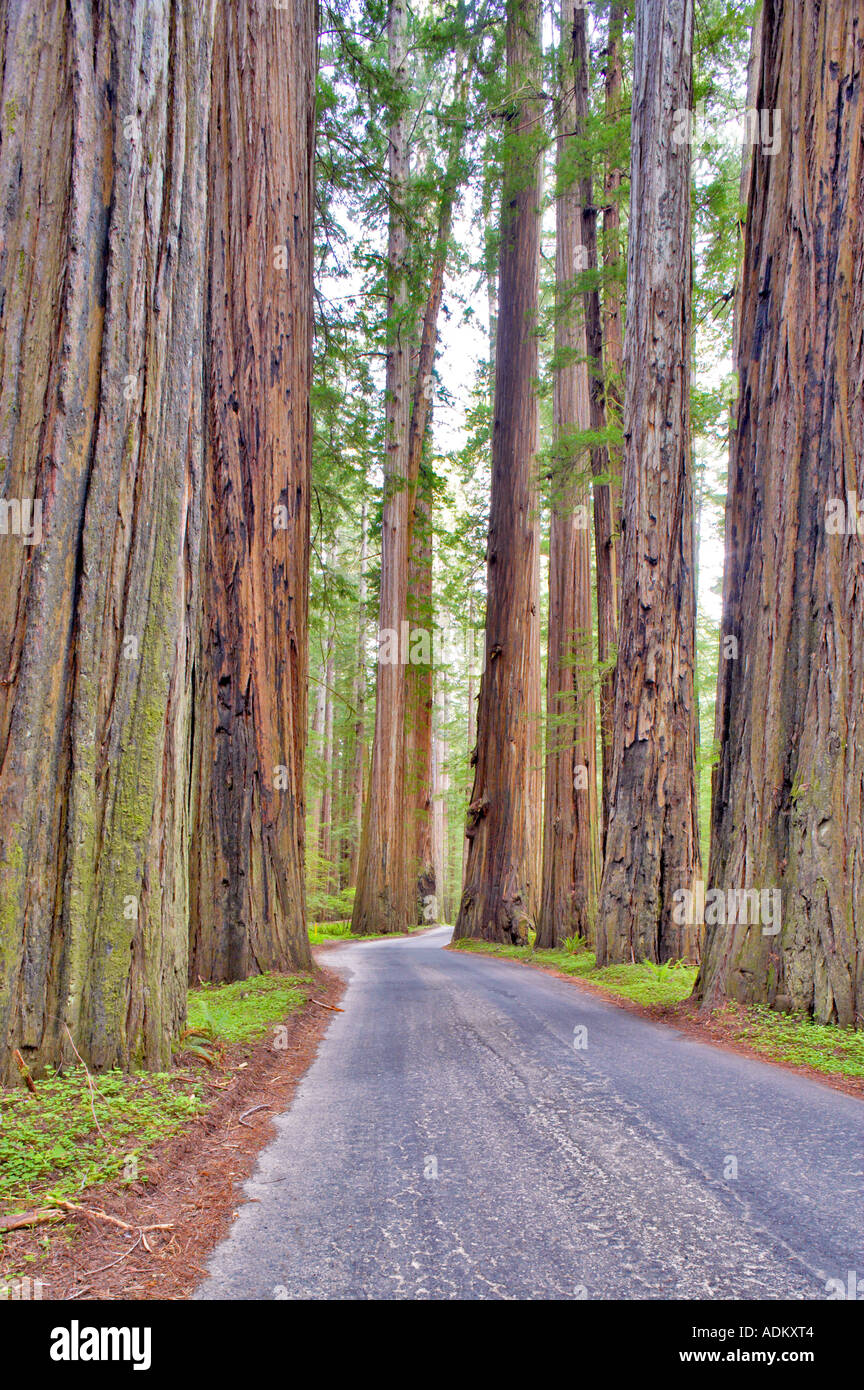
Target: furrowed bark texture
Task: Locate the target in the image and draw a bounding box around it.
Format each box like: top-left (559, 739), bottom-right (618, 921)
top-left (698, 0), bottom-right (864, 1024)
top-left (456, 0), bottom-right (543, 944)
top-left (0, 0), bottom-right (214, 1076)
top-left (573, 10), bottom-right (618, 846)
top-left (352, 0), bottom-right (412, 935)
top-left (538, 0), bottom-right (599, 949)
top-left (188, 0), bottom-right (314, 983)
top-left (406, 467), bottom-right (437, 922)
top-left (596, 0), bottom-right (701, 967)
top-left (603, 0), bottom-right (625, 541)
top-left (346, 503), bottom-right (367, 887)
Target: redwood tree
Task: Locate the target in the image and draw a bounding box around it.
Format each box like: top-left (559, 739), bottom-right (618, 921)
top-left (0, 0), bottom-right (214, 1076)
top-left (595, 0), bottom-right (701, 967)
top-left (698, 0), bottom-right (864, 1025)
top-left (456, 0), bottom-right (544, 944)
top-left (188, 0), bottom-right (315, 983)
top-left (573, 7), bottom-right (618, 843)
top-left (538, 0), bottom-right (599, 949)
top-left (352, 0), bottom-right (413, 934)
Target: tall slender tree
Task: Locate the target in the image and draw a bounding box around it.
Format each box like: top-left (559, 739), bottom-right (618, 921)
top-left (0, 0), bottom-right (214, 1076)
top-left (352, 0), bottom-right (413, 934)
top-left (595, 0), bottom-right (701, 967)
top-left (538, 0), bottom-right (599, 949)
top-left (189, 0), bottom-right (315, 982)
top-left (698, 0), bottom-right (864, 1025)
top-left (572, 8), bottom-right (618, 843)
top-left (456, 0), bottom-right (544, 944)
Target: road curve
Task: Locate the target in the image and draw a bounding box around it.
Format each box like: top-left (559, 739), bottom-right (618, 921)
top-left (196, 926), bottom-right (863, 1300)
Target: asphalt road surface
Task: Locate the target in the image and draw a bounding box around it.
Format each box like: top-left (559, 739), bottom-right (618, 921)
top-left (196, 926), bottom-right (864, 1300)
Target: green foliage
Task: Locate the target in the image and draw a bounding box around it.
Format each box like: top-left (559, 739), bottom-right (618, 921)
top-left (186, 973), bottom-right (311, 1046)
top-left (0, 1067), bottom-right (205, 1208)
top-left (721, 1006), bottom-right (864, 1079)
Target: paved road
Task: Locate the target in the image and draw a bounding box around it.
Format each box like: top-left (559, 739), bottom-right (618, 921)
top-left (196, 926), bottom-right (864, 1300)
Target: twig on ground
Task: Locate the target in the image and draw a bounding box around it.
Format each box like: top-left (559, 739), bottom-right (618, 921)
top-left (237, 1104), bottom-right (272, 1129)
top-left (310, 998), bottom-right (344, 1012)
top-left (83, 1232), bottom-right (143, 1277)
top-left (63, 1025), bottom-right (109, 1142)
top-left (53, 1200), bottom-right (173, 1234)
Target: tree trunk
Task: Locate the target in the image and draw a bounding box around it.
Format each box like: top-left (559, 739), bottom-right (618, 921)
top-left (406, 469), bottom-right (437, 921)
top-left (697, 0), bottom-right (864, 1025)
top-left (595, 0), bottom-right (701, 967)
top-left (573, 10), bottom-right (618, 847)
top-left (0, 0), bottom-right (214, 1076)
top-left (603, 1), bottom-right (625, 542)
top-left (538, 0), bottom-right (600, 950)
top-left (318, 640), bottom-right (336, 887)
top-left (346, 504), bottom-right (368, 887)
top-left (455, 0), bottom-right (543, 944)
top-left (188, 0), bottom-right (314, 984)
top-left (351, 0), bottom-right (412, 935)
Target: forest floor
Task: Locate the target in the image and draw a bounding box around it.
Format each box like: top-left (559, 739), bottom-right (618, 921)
top-left (0, 965), bottom-right (345, 1300)
top-left (450, 939), bottom-right (864, 1099)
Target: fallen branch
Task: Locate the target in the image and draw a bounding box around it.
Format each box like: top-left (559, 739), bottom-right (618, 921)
top-left (54, 1200), bottom-right (173, 1234)
top-left (237, 1104), bottom-right (272, 1129)
top-left (310, 998), bottom-right (344, 1013)
top-left (0, 1208), bottom-right (65, 1233)
top-left (13, 1049), bottom-right (37, 1094)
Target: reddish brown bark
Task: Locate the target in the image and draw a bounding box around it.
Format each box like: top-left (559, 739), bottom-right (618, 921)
top-left (573, 9), bottom-right (618, 846)
top-left (595, 0), bottom-right (701, 967)
top-left (538, 0), bottom-right (600, 949)
top-left (456, 0), bottom-right (544, 944)
top-left (0, 0), bottom-right (214, 1076)
top-left (188, 0), bottom-right (315, 982)
top-left (698, 0), bottom-right (864, 1024)
top-left (352, 0), bottom-right (412, 935)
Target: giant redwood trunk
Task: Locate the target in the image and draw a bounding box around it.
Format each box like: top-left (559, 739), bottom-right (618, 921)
top-left (0, 0), bottom-right (214, 1076)
top-left (455, 0), bottom-right (543, 944)
top-left (698, 0), bottom-right (864, 1025)
top-left (352, 0), bottom-right (412, 934)
top-left (188, 0), bottom-right (314, 983)
top-left (538, 0), bottom-right (599, 949)
top-left (595, 0), bottom-right (701, 967)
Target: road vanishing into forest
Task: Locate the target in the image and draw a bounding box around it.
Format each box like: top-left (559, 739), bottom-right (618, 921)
top-left (196, 926), bottom-right (864, 1300)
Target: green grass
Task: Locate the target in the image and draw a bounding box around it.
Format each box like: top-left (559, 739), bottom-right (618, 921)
top-left (308, 920), bottom-right (430, 944)
top-left (186, 970), bottom-right (311, 1044)
top-left (0, 1067), bottom-right (205, 1209)
top-left (722, 1005), bottom-right (864, 1079)
top-left (451, 938), bottom-right (697, 1005)
top-left (0, 970), bottom-right (313, 1215)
